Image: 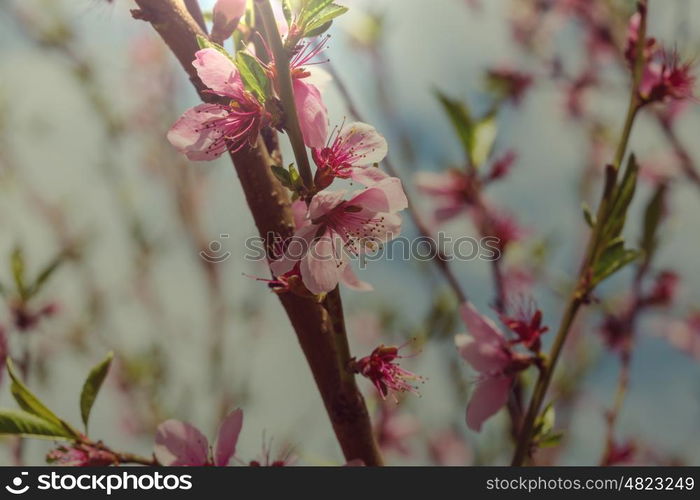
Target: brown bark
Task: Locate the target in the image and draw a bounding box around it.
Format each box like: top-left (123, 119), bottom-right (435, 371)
top-left (130, 0), bottom-right (382, 465)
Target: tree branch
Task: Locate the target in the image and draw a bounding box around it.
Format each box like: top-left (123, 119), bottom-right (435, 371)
top-left (131, 0), bottom-right (382, 466)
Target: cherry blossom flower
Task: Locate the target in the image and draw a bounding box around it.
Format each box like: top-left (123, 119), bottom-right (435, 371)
top-left (154, 409), bottom-right (243, 466)
top-left (312, 122), bottom-right (389, 190)
top-left (456, 302), bottom-right (532, 431)
top-left (288, 38), bottom-right (332, 148)
top-left (661, 314), bottom-right (700, 361)
top-left (643, 271), bottom-right (679, 307)
top-left (638, 50), bottom-right (696, 105)
top-left (500, 297), bottom-right (549, 352)
top-left (414, 170), bottom-right (475, 223)
top-left (350, 344), bottom-right (423, 400)
top-left (270, 178), bottom-right (407, 294)
top-left (168, 49), bottom-right (269, 160)
top-left (211, 0), bottom-right (247, 44)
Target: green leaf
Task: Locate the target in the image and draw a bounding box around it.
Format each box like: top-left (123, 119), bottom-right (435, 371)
top-left (271, 165), bottom-right (292, 188)
top-left (299, 0), bottom-right (334, 26)
top-left (471, 114), bottom-right (498, 167)
top-left (6, 358), bottom-right (79, 439)
top-left (640, 184), bottom-right (667, 264)
top-left (282, 0), bottom-right (294, 26)
top-left (592, 239), bottom-right (641, 286)
top-left (235, 51), bottom-right (270, 103)
top-left (26, 254), bottom-right (65, 299)
top-left (538, 431), bottom-right (564, 448)
top-left (11, 247), bottom-right (27, 299)
top-left (602, 154), bottom-right (639, 241)
top-left (435, 90), bottom-right (474, 163)
top-left (303, 4), bottom-right (348, 35)
top-left (0, 410), bottom-right (75, 440)
top-left (582, 203), bottom-right (596, 228)
top-left (80, 352), bottom-right (114, 431)
top-left (288, 164), bottom-right (303, 189)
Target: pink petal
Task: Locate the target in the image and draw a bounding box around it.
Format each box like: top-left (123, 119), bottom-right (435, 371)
top-left (308, 189), bottom-right (347, 220)
top-left (211, 0), bottom-right (247, 43)
top-left (293, 79), bottom-right (328, 149)
top-left (340, 266), bottom-right (374, 292)
top-left (300, 234), bottom-right (344, 294)
top-left (414, 171), bottom-right (463, 197)
top-left (459, 302), bottom-right (506, 345)
top-left (349, 166), bottom-right (390, 186)
top-left (270, 225), bottom-right (317, 275)
top-left (290, 200), bottom-right (309, 229)
top-left (455, 335), bottom-right (510, 373)
top-left (338, 122), bottom-right (389, 166)
top-left (193, 48), bottom-right (243, 96)
top-left (154, 420), bottom-right (209, 466)
top-left (167, 103), bottom-right (229, 161)
top-left (349, 177), bottom-right (408, 213)
top-left (466, 376), bottom-right (512, 432)
top-left (214, 409), bottom-right (243, 466)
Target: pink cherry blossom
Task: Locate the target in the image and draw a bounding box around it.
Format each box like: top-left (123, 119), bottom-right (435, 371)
top-left (270, 177), bottom-right (407, 294)
top-left (500, 297), bottom-right (549, 352)
top-left (167, 49), bottom-right (268, 160)
top-left (428, 429), bottom-right (473, 466)
top-left (414, 170), bottom-right (475, 222)
top-left (350, 344), bottom-right (423, 400)
top-left (456, 302), bottom-right (531, 432)
top-left (154, 409), bottom-right (243, 466)
top-left (639, 50), bottom-right (696, 105)
top-left (312, 122), bottom-right (389, 189)
top-left (375, 402), bottom-right (421, 456)
top-left (288, 38), bottom-right (331, 148)
top-left (211, 0), bottom-right (247, 44)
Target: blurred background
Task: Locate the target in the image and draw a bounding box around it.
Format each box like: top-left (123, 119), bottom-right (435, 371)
top-left (0, 0), bottom-right (699, 465)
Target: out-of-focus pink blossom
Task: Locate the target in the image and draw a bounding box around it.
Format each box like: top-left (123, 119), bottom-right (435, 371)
top-left (643, 271), bottom-right (679, 307)
top-left (486, 68), bottom-right (533, 106)
top-left (602, 440), bottom-right (637, 466)
top-left (211, 0), bottom-right (247, 44)
top-left (661, 314), bottom-right (700, 360)
top-left (350, 344), bottom-right (423, 400)
top-left (168, 49), bottom-right (269, 160)
top-left (485, 150), bottom-right (518, 182)
top-left (312, 122), bottom-right (389, 190)
top-left (639, 50), bottom-right (696, 105)
top-left (456, 302), bottom-right (532, 431)
top-left (414, 170), bottom-right (475, 223)
top-left (271, 178), bottom-right (407, 294)
top-left (428, 429), bottom-right (473, 466)
top-left (375, 402), bottom-right (421, 456)
top-left (154, 409), bottom-right (243, 466)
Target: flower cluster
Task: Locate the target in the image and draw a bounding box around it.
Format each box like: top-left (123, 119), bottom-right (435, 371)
top-left (625, 6), bottom-right (696, 105)
top-left (167, 2), bottom-right (408, 297)
top-left (349, 344), bottom-right (423, 401)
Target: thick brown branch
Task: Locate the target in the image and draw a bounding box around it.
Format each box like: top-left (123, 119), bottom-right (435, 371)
top-left (131, 0), bottom-right (382, 465)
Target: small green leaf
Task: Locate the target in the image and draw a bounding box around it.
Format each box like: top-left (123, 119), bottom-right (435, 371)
top-left (235, 51), bottom-right (270, 103)
top-left (271, 165), bottom-right (292, 188)
top-left (640, 184), bottom-right (667, 264)
top-left (538, 431), bottom-right (564, 448)
top-left (303, 4), bottom-right (348, 35)
top-left (299, 0), bottom-right (334, 26)
top-left (288, 164), bottom-right (302, 189)
top-left (602, 154), bottom-right (639, 241)
top-left (592, 239), bottom-right (641, 286)
top-left (6, 358), bottom-right (79, 439)
top-left (0, 410), bottom-right (75, 440)
top-left (11, 247), bottom-right (27, 299)
top-left (282, 0), bottom-right (294, 26)
top-left (582, 203), bottom-right (596, 228)
top-left (471, 114), bottom-right (498, 167)
top-left (196, 35), bottom-right (235, 62)
top-left (26, 254), bottom-right (65, 299)
top-left (435, 90), bottom-right (474, 163)
top-left (80, 352), bottom-right (114, 431)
